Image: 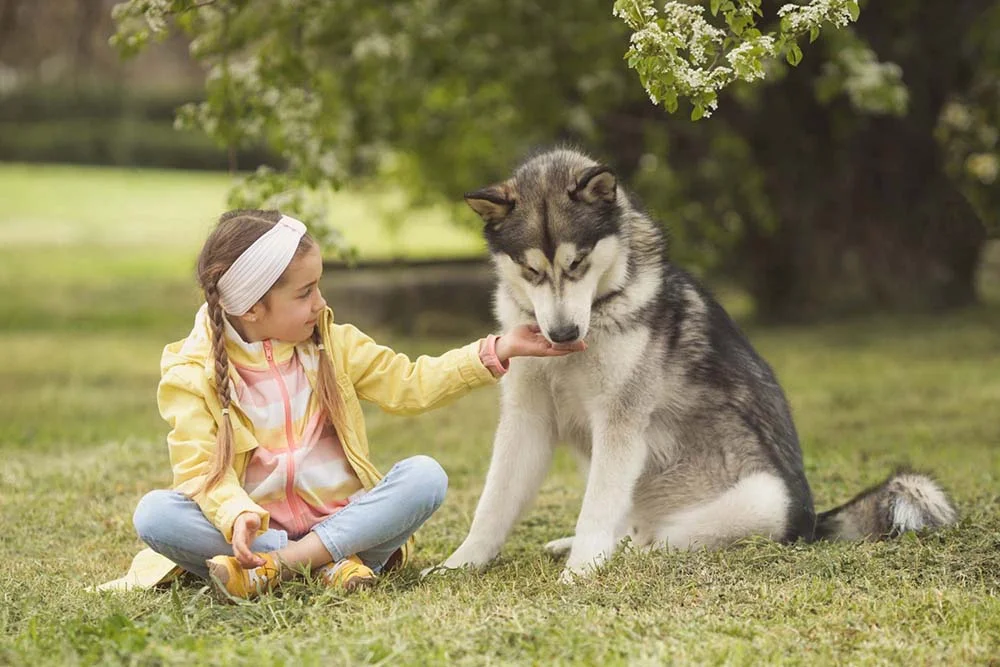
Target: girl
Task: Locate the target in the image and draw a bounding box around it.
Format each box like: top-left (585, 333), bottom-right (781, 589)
top-left (102, 209), bottom-right (584, 600)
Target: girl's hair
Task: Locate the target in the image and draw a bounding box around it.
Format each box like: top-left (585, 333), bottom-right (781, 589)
top-left (197, 209), bottom-right (349, 494)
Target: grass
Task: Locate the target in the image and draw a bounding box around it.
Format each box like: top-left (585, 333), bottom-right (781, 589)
top-left (0, 162), bottom-right (485, 267)
top-left (2, 164), bottom-right (1000, 665)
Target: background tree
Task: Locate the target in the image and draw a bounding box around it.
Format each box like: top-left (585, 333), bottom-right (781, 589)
top-left (112, 0), bottom-right (999, 320)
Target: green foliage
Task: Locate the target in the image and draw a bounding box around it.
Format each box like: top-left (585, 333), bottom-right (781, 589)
top-left (109, 0), bottom-right (638, 251)
top-left (108, 0), bottom-right (999, 291)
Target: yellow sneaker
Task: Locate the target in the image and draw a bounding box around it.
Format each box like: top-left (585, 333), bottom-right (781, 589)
top-left (315, 555), bottom-right (377, 592)
top-left (206, 552), bottom-right (282, 601)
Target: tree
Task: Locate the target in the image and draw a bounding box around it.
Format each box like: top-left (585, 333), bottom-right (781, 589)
top-left (112, 0), bottom-right (999, 320)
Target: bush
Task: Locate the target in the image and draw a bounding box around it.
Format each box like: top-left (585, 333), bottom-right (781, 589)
top-left (0, 84), bottom-right (278, 170)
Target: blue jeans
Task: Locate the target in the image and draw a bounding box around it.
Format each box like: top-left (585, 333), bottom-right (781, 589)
top-left (133, 455), bottom-right (447, 579)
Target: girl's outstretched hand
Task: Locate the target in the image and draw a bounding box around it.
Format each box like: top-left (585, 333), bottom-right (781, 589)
top-left (496, 324), bottom-right (587, 362)
top-left (232, 512), bottom-right (266, 568)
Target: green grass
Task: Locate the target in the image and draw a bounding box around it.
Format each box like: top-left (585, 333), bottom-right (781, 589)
top-left (0, 162), bottom-right (485, 268)
top-left (2, 164), bottom-right (1000, 665)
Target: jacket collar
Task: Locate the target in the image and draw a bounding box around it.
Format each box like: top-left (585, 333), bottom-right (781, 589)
top-left (161, 303), bottom-right (337, 386)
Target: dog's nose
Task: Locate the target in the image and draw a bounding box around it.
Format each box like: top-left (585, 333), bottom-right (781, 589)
top-left (548, 325), bottom-right (580, 343)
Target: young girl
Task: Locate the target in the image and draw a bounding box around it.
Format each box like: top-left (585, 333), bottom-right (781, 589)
top-left (100, 209), bottom-right (584, 600)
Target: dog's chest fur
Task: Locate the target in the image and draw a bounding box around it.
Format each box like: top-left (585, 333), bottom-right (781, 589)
top-left (522, 327), bottom-right (655, 449)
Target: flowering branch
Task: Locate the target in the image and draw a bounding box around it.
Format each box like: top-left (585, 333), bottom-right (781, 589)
top-left (613, 0), bottom-right (861, 119)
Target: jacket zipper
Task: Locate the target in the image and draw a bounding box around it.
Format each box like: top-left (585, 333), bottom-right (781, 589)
top-left (264, 340), bottom-right (308, 536)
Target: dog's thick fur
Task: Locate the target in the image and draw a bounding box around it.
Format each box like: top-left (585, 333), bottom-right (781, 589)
top-left (436, 148), bottom-right (956, 581)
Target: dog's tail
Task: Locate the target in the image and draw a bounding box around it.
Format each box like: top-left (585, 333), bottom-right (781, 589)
top-left (815, 471), bottom-right (957, 541)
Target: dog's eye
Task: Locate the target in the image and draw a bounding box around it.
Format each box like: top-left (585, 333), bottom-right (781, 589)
top-left (568, 254), bottom-right (589, 272)
top-left (524, 266), bottom-right (542, 279)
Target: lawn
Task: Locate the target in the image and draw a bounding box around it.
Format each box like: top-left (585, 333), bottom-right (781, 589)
top-left (0, 162), bottom-right (484, 268)
top-left (1, 164), bottom-right (999, 665)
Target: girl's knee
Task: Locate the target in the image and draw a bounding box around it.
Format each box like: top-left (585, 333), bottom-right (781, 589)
top-left (132, 489), bottom-right (181, 543)
top-left (398, 455), bottom-right (448, 510)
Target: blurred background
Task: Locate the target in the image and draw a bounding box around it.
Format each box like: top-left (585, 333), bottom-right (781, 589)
top-left (0, 0), bottom-right (997, 444)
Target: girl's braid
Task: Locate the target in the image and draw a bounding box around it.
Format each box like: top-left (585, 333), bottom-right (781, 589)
top-left (200, 274), bottom-right (236, 492)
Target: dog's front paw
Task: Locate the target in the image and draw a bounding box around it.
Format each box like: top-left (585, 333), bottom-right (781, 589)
top-left (426, 542), bottom-right (498, 577)
top-left (419, 558), bottom-right (481, 579)
top-left (558, 567), bottom-right (579, 585)
top-left (558, 561), bottom-right (601, 585)
top-left (419, 563), bottom-right (454, 578)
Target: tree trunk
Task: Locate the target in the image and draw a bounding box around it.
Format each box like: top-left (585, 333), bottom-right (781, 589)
top-left (73, 0), bottom-right (103, 75)
top-left (0, 0), bottom-right (22, 59)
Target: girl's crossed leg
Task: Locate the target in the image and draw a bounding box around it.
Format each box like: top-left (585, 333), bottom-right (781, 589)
top-left (133, 455), bottom-right (448, 582)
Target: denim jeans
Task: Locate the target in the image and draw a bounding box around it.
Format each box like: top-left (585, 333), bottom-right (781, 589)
top-left (132, 455), bottom-right (448, 579)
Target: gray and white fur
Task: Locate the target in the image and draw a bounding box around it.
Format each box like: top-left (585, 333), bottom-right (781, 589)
top-left (434, 148), bottom-right (956, 582)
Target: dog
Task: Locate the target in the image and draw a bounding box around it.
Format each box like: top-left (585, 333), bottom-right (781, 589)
top-left (433, 148), bottom-right (957, 582)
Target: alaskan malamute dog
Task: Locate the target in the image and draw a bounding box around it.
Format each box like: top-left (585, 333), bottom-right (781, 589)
top-left (436, 148), bottom-right (956, 582)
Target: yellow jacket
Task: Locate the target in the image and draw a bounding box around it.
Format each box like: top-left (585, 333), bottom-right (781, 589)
top-left (98, 305), bottom-right (497, 591)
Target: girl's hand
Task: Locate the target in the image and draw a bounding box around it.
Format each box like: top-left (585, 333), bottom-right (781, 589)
top-left (496, 324), bottom-right (587, 363)
top-left (231, 512), bottom-right (266, 568)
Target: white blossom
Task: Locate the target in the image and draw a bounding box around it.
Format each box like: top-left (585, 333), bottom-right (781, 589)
top-left (616, 0), bottom-right (861, 118)
top-left (778, 0), bottom-right (855, 32)
top-left (726, 37), bottom-right (776, 82)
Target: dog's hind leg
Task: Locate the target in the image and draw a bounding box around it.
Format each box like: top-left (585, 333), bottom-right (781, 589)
top-left (655, 472), bottom-right (790, 550)
top-left (435, 371), bottom-right (557, 572)
top-left (543, 536), bottom-right (574, 557)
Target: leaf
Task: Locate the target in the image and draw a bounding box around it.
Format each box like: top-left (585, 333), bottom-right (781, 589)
top-left (848, 1), bottom-right (861, 22)
top-left (665, 92), bottom-right (679, 114)
top-left (729, 15), bottom-right (749, 36)
top-left (786, 43), bottom-right (803, 67)
top-left (711, 0), bottom-right (722, 16)
top-left (809, 27), bottom-right (820, 43)
top-left (691, 105), bottom-right (705, 121)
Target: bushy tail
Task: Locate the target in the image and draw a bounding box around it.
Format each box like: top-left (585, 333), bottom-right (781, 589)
top-left (815, 471), bottom-right (957, 541)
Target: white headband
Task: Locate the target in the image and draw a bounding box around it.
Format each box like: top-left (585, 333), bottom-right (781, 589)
top-left (217, 215), bottom-right (308, 316)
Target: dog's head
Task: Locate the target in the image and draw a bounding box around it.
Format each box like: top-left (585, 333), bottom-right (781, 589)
top-left (465, 149), bottom-right (629, 344)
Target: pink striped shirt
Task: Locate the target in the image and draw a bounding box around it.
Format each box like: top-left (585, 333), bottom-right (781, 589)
top-left (225, 321), bottom-right (364, 538)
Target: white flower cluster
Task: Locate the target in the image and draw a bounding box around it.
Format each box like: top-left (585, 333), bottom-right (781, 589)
top-left (815, 35), bottom-right (908, 116)
top-left (616, 0), bottom-right (861, 118)
top-left (777, 0), bottom-right (855, 32)
top-left (662, 3), bottom-right (726, 66)
top-left (620, 2), bottom-right (736, 117)
top-left (726, 36), bottom-right (777, 82)
top-left (838, 45), bottom-right (907, 115)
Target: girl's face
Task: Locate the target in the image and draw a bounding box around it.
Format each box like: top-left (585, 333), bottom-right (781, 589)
top-left (235, 243), bottom-right (326, 344)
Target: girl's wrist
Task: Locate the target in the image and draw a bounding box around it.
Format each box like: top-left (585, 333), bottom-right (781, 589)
top-left (480, 334), bottom-right (510, 377)
top-left (494, 335), bottom-right (511, 364)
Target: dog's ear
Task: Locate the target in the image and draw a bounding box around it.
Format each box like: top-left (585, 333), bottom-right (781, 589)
top-left (570, 165), bottom-right (617, 204)
top-left (464, 182), bottom-right (516, 225)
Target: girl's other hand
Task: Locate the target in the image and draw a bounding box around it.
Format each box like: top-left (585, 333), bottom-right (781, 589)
top-left (231, 512), bottom-right (266, 568)
top-left (496, 324), bottom-right (587, 363)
